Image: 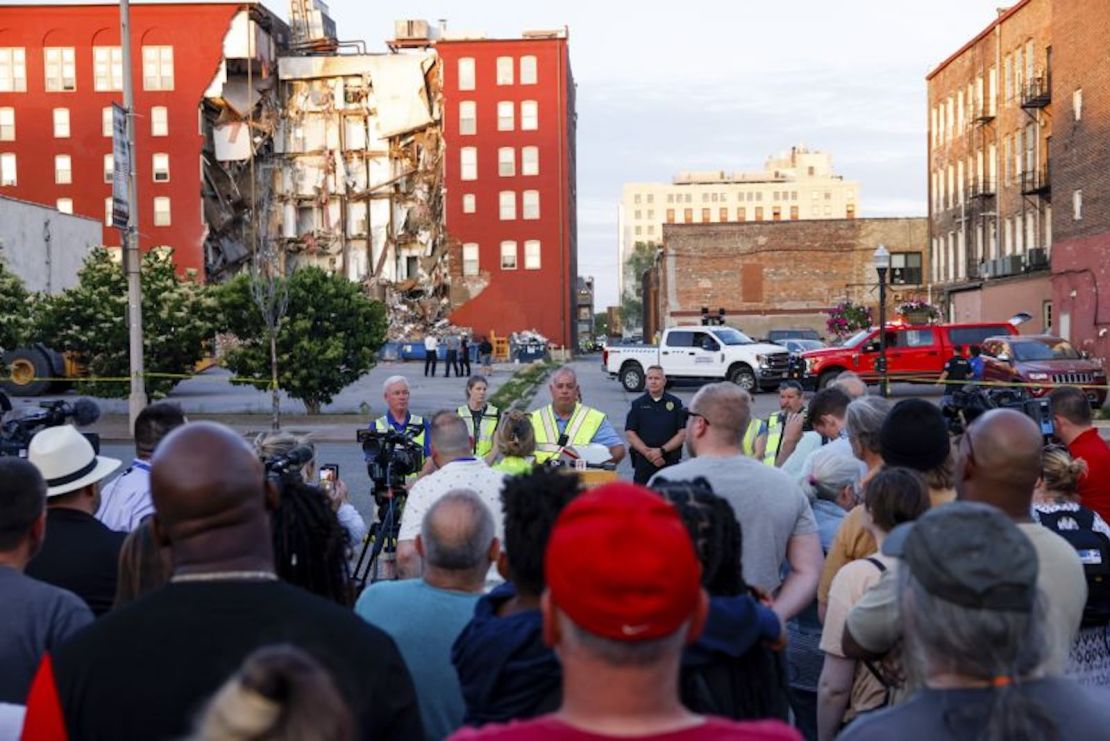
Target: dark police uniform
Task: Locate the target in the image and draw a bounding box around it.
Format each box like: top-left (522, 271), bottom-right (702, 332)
top-left (625, 391), bottom-right (686, 484)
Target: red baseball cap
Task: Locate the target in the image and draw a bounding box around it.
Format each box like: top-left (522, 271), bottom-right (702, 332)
top-left (545, 482), bottom-right (703, 642)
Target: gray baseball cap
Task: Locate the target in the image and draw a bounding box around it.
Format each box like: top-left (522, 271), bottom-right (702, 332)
top-left (882, 501), bottom-right (1038, 613)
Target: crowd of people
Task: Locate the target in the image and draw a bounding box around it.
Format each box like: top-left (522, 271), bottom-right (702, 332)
top-left (4, 362), bottom-right (1110, 740)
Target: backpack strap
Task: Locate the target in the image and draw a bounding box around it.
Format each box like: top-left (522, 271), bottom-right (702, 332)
top-left (861, 556), bottom-right (893, 705)
top-left (865, 557), bottom-right (887, 573)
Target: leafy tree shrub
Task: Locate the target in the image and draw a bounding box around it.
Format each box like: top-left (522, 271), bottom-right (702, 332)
top-left (0, 260), bottom-right (34, 353)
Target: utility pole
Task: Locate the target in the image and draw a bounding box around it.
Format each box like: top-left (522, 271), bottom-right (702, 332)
top-left (119, 0), bottom-right (147, 428)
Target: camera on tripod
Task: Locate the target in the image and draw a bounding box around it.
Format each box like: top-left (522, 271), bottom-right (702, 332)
top-left (357, 425), bottom-right (425, 501)
top-left (0, 393), bottom-right (101, 458)
top-left (941, 384), bottom-right (1055, 441)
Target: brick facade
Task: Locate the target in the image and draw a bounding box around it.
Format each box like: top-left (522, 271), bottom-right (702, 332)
top-left (1050, 0), bottom-right (1110, 360)
top-left (654, 218), bottom-right (928, 340)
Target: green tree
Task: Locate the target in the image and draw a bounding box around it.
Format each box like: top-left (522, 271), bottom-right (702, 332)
top-left (0, 260), bottom-right (34, 353)
top-left (217, 267), bottom-right (387, 414)
top-left (34, 248), bottom-right (216, 398)
top-left (620, 241), bottom-right (657, 333)
top-left (593, 311), bottom-right (609, 338)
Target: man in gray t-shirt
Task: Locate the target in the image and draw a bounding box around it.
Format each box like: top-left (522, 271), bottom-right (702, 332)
top-left (0, 459), bottom-right (93, 703)
top-left (650, 382), bottom-right (821, 622)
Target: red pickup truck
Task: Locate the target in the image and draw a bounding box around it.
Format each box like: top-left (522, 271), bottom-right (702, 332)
top-left (801, 322), bottom-right (1017, 390)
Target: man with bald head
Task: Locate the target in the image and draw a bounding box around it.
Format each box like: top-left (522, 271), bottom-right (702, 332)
top-left (397, 412), bottom-right (506, 581)
top-left (843, 409), bottom-right (1085, 676)
top-left (357, 490), bottom-right (499, 740)
top-left (21, 422), bottom-right (423, 741)
top-left (531, 366), bottom-right (626, 465)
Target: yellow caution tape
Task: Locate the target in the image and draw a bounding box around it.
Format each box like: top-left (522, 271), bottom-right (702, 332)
top-left (6, 372), bottom-right (278, 388)
top-left (897, 375), bottom-right (1110, 391)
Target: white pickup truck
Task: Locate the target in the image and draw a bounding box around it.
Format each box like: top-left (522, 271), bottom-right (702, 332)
top-left (603, 326), bottom-right (792, 393)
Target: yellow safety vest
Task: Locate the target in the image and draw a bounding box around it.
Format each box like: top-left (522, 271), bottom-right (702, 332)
top-left (493, 455), bottom-right (535, 476)
top-left (762, 414), bottom-right (784, 466)
top-left (741, 418), bottom-right (762, 458)
top-left (531, 403), bottom-right (606, 464)
top-left (457, 403), bottom-right (501, 458)
top-left (373, 414), bottom-right (426, 485)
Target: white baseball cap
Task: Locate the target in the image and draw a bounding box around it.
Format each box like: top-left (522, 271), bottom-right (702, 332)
top-left (28, 425), bottom-right (121, 497)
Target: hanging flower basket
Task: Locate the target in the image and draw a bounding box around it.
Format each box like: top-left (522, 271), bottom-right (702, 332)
top-left (825, 300), bottom-right (873, 338)
top-left (896, 300), bottom-right (940, 325)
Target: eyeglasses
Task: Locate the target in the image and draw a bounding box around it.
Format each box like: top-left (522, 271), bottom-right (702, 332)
top-left (686, 411), bottom-right (710, 426)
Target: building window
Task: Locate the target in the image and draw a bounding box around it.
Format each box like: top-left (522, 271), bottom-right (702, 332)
top-left (498, 147), bottom-right (515, 177)
top-left (790, 205), bottom-right (799, 220)
top-left (0, 153), bottom-right (15, 186)
top-left (634, 210), bottom-right (641, 219)
top-left (719, 207), bottom-right (728, 221)
top-left (521, 146), bottom-right (538, 176)
top-left (44, 47), bottom-right (76, 92)
top-left (458, 101), bottom-right (476, 135)
top-left (462, 194), bottom-right (476, 214)
top-left (153, 196), bottom-right (171, 226)
top-left (0, 48), bottom-right (26, 92)
top-left (496, 56), bottom-right (514, 85)
top-left (524, 240), bottom-right (541, 269)
top-left (151, 106), bottom-right (168, 136)
top-left (500, 241), bottom-right (517, 269)
top-left (521, 100), bottom-right (538, 130)
top-left (666, 193), bottom-right (674, 204)
top-left (499, 191), bottom-right (516, 220)
top-left (737, 207), bottom-right (746, 221)
top-left (497, 101), bottom-right (514, 131)
top-left (520, 55), bottom-right (537, 85)
top-left (142, 45), bottom-right (174, 90)
top-left (666, 209), bottom-right (675, 223)
top-left (460, 147), bottom-right (477, 181)
top-left (462, 243), bottom-right (480, 276)
top-left (523, 190), bottom-right (539, 220)
top-left (1074, 190), bottom-right (1083, 221)
top-left (93, 46), bottom-right (123, 91)
top-left (1074, 89), bottom-right (1083, 121)
top-left (634, 226), bottom-right (642, 235)
top-left (683, 208), bottom-right (692, 223)
top-left (634, 194), bottom-right (642, 204)
top-left (846, 204), bottom-right (856, 219)
top-left (53, 108), bottom-right (70, 138)
top-left (891, 252), bottom-right (923, 284)
top-left (457, 57), bottom-right (475, 91)
top-left (102, 107), bottom-right (113, 137)
top-left (103, 154), bottom-right (114, 183)
top-left (54, 154), bottom-right (72, 184)
top-left (56, 198), bottom-right (73, 214)
top-left (755, 206), bottom-right (764, 221)
top-left (0, 108), bottom-right (13, 141)
top-left (772, 205), bottom-right (782, 221)
top-left (152, 153), bottom-right (170, 182)
top-left (104, 197), bottom-right (112, 226)
top-left (700, 208), bottom-right (710, 222)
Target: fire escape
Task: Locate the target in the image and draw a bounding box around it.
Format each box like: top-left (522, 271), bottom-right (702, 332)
top-left (965, 97), bottom-right (997, 280)
top-left (1019, 72), bottom-right (1051, 272)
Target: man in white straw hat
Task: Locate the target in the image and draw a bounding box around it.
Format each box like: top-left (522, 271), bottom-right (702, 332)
top-left (25, 425), bottom-right (123, 616)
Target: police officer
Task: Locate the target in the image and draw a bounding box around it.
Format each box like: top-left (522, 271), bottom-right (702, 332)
top-left (457, 375), bottom-right (500, 463)
top-left (624, 365), bottom-right (686, 484)
top-left (937, 344), bottom-right (973, 407)
top-left (755, 380), bottom-right (806, 466)
top-left (531, 366), bottom-right (626, 465)
top-left (371, 375), bottom-right (431, 486)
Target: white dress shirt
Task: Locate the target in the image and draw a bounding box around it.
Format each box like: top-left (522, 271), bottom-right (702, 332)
top-left (96, 459), bottom-right (154, 532)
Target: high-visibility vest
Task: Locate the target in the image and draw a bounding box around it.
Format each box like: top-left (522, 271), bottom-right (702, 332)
top-left (741, 418), bottom-right (762, 458)
top-left (373, 414), bottom-right (426, 485)
top-left (531, 403), bottom-right (607, 464)
top-left (457, 403), bottom-right (501, 458)
top-left (493, 455), bottom-right (535, 476)
top-left (762, 413), bottom-right (784, 466)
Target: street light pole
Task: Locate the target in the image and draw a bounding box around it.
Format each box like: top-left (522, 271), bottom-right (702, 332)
top-left (874, 245), bottom-right (890, 398)
top-left (119, 0), bottom-right (147, 428)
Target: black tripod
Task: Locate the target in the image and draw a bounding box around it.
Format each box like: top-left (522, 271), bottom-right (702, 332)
top-left (351, 486), bottom-right (406, 593)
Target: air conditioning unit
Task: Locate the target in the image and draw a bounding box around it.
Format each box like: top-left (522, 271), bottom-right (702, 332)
top-left (394, 19), bottom-right (430, 40)
top-left (979, 260), bottom-right (994, 279)
top-left (1026, 247), bottom-right (1048, 269)
top-left (997, 254), bottom-right (1024, 276)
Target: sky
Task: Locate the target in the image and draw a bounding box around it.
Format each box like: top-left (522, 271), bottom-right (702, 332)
top-left (321, 0), bottom-right (1012, 308)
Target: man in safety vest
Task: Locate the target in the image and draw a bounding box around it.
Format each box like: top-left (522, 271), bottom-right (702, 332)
top-left (531, 366), bottom-right (626, 465)
top-left (755, 380), bottom-right (807, 466)
top-left (457, 375), bottom-right (500, 462)
top-left (370, 375), bottom-right (431, 487)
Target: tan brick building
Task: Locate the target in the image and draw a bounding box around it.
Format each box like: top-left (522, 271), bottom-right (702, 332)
top-left (650, 218), bottom-right (928, 340)
top-left (927, 0), bottom-right (1054, 333)
top-left (1049, 0), bottom-right (1110, 361)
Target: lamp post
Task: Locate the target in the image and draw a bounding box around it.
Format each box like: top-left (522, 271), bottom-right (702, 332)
top-left (873, 245), bottom-right (890, 398)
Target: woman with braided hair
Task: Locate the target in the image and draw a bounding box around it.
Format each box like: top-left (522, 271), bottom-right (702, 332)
top-left (490, 410), bottom-right (537, 476)
top-left (650, 476), bottom-right (792, 722)
top-left (255, 433), bottom-right (353, 607)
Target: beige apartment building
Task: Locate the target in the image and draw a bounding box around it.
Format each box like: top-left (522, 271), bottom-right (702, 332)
top-left (617, 146), bottom-right (859, 294)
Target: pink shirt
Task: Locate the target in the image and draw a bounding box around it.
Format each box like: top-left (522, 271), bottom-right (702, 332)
top-left (450, 716), bottom-right (801, 741)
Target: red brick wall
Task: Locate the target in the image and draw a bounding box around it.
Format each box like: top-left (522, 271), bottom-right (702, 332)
top-left (1050, 0), bottom-right (1110, 362)
top-left (657, 218), bottom-right (928, 339)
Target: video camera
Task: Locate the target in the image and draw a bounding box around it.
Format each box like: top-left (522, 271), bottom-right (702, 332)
top-left (357, 425), bottom-right (425, 502)
top-left (941, 384), bottom-right (1055, 441)
top-left (0, 394), bottom-right (101, 457)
